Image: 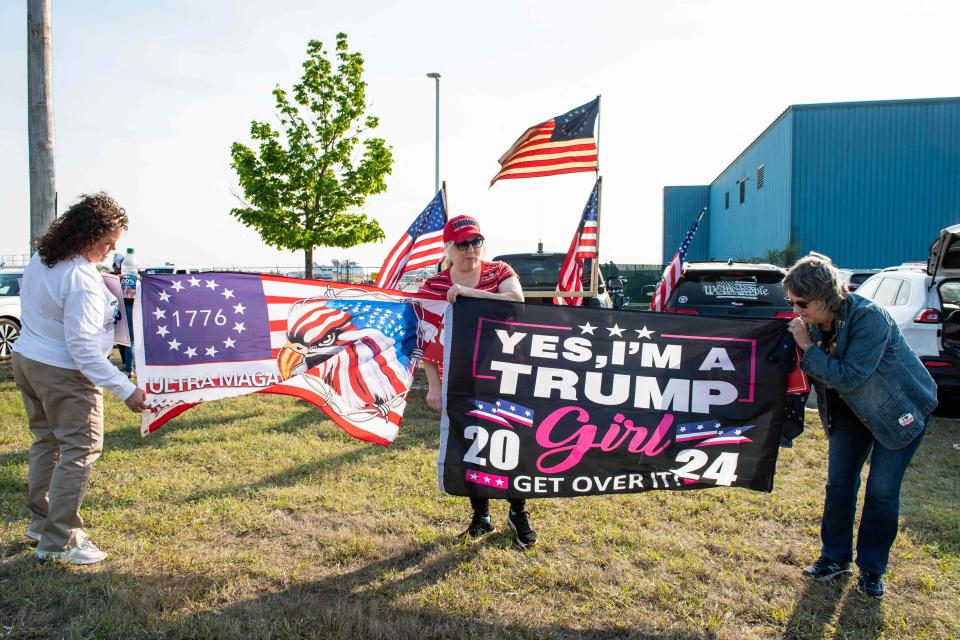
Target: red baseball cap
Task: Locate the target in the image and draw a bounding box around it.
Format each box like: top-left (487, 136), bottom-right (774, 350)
top-left (443, 215), bottom-right (484, 244)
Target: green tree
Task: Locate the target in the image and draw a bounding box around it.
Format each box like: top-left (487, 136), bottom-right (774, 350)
top-left (230, 33), bottom-right (392, 277)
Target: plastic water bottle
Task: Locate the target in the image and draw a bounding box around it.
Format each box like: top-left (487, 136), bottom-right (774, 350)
top-left (120, 248), bottom-right (138, 300)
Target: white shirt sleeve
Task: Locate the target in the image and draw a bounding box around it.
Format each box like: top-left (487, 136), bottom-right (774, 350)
top-left (63, 281), bottom-right (137, 400)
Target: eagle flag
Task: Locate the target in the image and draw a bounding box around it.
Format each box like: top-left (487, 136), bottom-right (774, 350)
top-left (133, 273), bottom-right (447, 445)
top-left (438, 299), bottom-right (791, 498)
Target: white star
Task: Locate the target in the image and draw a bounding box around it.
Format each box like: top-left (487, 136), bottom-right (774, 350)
top-left (221, 288), bottom-right (234, 300)
top-left (158, 290), bottom-right (171, 302)
top-left (205, 279), bottom-right (218, 290)
top-left (735, 429), bottom-right (742, 436)
top-left (495, 400), bottom-right (502, 406)
top-left (509, 405), bottom-right (516, 411)
top-left (155, 325), bottom-right (169, 337)
top-left (483, 476), bottom-right (491, 483)
top-left (205, 346), bottom-right (218, 357)
top-left (168, 338), bottom-right (181, 351)
top-left (170, 280), bottom-right (185, 292)
top-left (188, 276), bottom-right (201, 287)
top-left (607, 324), bottom-right (625, 337)
top-left (233, 322), bottom-right (246, 334)
top-left (152, 308), bottom-right (166, 320)
top-left (184, 347), bottom-right (197, 358)
top-left (578, 322), bottom-right (596, 335)
top-left (233, 303), bottom-right (246, 314)
top-left (223, 337), bottom-right (236, 349)
top-left (470, 473), bottom-right (478, 480)
top-left (635, 326), bottom-right (655, 339)
top-left (495, 478), bottom-right (504, 486)
top-left (524, 410), bottom-right (531, 416)
top-left (697, 424), bottom-right (704, 430)
top-left (679, 426), bottom-right (687, 432)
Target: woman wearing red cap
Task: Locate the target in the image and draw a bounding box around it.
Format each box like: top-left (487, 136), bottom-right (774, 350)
top-left (418, 215), bottom-right (538, 549)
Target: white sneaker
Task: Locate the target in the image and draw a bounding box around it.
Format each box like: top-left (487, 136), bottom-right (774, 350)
top-left (35, 531), bottom-right (107, 565)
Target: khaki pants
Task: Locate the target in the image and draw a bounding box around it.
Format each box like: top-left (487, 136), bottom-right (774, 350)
top-left (12, 353), bottom-right (104, 552)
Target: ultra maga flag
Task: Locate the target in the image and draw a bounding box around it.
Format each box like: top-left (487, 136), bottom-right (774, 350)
top-left (133, 273), bottom-right (447, 445)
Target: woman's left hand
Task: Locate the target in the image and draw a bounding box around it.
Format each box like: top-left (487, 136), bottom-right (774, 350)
top-left (788, 318), bottom-right (814, 351)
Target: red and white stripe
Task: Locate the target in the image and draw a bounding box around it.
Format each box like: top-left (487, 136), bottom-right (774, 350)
top-left (490, 120), bottom-right (598, 185)
top-left (650, 255), bottom-right (682, 312)
top-left (374, 229), bottom-right (445, 290)
top-left (554, 220), bottom-right (598, 306)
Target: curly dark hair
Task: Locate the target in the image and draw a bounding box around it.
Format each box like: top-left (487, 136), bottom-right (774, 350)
top-left (37, 192), bottom-right (129, 266)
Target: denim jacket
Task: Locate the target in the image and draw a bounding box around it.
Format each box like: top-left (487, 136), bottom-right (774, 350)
top-left (800, 294), bottom-right (937, 450)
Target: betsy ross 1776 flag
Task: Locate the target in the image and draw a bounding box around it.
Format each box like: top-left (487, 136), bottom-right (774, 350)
top-left (374, 189), bottom-right (447, 290)
top-left (650, 207), bottom-right (706, 312)
top-left (134, 273), bottom-right (447, 445)
top-left (438, 298), bottom-right (791, 498)
top-left (554, 179), bottom-right (600, 306)
top-left (489, 98), bottom-right (600, 186)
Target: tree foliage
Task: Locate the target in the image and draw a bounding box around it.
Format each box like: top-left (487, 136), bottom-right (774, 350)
top-left (230, 33), bottom-right (392, 276)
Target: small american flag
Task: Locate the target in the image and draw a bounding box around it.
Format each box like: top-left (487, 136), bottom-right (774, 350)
top-left (490, 98), bottom-right (599, 186)
top-left (650, 208), bottom-right (707, 312)
top-left (375, 189), bottom-right (447, 290)
top-left (554, 180), bottom-right (600, 306)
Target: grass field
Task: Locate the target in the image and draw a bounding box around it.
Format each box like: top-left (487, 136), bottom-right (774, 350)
top-left (0, 362), bottom-right (958, 640)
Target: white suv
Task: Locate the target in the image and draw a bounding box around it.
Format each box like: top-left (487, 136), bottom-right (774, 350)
top-left (855, 225), bottom-right (960, 402)
top-left (0, 269), bottom-right (23, 360)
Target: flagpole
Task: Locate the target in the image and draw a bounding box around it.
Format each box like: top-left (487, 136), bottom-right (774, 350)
top-left (592, 176), bottom-right (603, 295)
top-left (594, 94), bottom-right (601, 176)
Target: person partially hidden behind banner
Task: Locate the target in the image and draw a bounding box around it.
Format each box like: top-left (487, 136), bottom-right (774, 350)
top-left (785, 253), bottom-right (936, 600)
top-left (12, 193), bottom-right (149, 565)
top-left (418, 215), bottom-right (538, 549)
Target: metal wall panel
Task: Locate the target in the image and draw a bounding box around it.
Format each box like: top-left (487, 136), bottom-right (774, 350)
top-left (791, 98), bottom-right (960, 268)
top-left (662, 185), bottom-right (710, 262)
top-left (708, 110), bottom-right (794, 261)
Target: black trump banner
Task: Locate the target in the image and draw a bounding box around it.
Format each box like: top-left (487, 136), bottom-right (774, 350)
top-left (438, 299), bottom-right (791, 498)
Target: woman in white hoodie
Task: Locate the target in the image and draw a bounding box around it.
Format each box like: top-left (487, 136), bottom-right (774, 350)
top-left (12, 192), bottom-right (148, 564)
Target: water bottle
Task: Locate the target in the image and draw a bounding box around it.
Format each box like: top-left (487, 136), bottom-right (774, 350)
top-left (120, 248), bottom-right (138, 300)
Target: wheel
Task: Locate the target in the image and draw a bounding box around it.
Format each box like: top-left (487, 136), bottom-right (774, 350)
top-left (0, 317), bottom-right (20, 360)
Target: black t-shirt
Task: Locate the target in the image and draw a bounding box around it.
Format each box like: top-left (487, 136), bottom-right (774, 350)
top-left (820, 327), bottom-right (861, 426)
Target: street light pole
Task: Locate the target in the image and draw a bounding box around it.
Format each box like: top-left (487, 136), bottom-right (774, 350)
top-left (426, 72), bottom-right (441, 193)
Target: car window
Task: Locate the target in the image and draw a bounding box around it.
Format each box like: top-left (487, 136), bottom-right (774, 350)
top-left (670, 271), bottom-right (788, 308)
top-left (850, 273), bottom-right (876, 287)
top-left (0, 273), bottom-right (21, 296)
top-left (855, 276), bottom-right (881, 299)
top-left (940, 281), bottom-right (960, 306)
top-left (872, 277), bottom-right (904, 307)
top-left (894, 281), bottom-right (911, 306)
top-left (497, 256), bottom-right (592, 289)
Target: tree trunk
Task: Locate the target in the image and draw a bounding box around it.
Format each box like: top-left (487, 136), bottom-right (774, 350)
top-left (27, 0), bottom-right (56, 252)
top-left (304, 247), bottom-right (313, 278)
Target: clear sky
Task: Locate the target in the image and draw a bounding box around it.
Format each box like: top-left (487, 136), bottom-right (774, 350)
top-left (1, 0), bottom-right (958, 271)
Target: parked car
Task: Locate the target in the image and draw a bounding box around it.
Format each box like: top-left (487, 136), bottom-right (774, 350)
top-left (854, 227), bottom-right (960, 404)
top-left (0, 269), bottom-right (23, 360)
top-left (650, 261), bottom-right (795, 319)
top-left (396, 267), bottom-right (434, 293)
top-left (837, 268), bottom-right (881, 291)
top-left (493, 251), bottom-right (625, 309)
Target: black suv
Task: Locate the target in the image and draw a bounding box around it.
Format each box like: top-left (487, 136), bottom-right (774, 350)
top-left (657, 261), bottom-right (794, 319)
top-left (494, 251), bottom-right (627, 309)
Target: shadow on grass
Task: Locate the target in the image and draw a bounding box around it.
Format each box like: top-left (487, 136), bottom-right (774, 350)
top-left (833, 591), bottom-right (884, 640)
top-left (899, 418), bottom-right (960, 555)
top-left (782, 575), bottom-right (849, 640)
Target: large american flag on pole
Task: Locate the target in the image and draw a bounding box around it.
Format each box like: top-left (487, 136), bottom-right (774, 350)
top-left (650, 207), bottom-right (707, 312)
top-left (133, 273), bottom-right (447, 445)
top-left (490, 98), bottom-right (600, 186)
top-left (374, 189), bottom-right (447, 290)
top-left (554, 180), bottom-right (600, 306)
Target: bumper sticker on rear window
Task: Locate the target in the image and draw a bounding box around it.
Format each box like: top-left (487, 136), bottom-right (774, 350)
top-left (703, 281), bottom-right (769, 300)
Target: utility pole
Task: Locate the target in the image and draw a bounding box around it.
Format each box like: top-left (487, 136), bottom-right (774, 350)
top-left (28, 0), bottom-right (56, 251)
top-left (426, 72), bottom-right (440, 193)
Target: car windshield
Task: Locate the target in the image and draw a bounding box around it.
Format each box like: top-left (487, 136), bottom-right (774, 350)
top-left (670, 270), bottom-right (789, 308)
top-left (0, 273), bottom-right (21, 296)
top-left (497, 255), bottom-right (592, 289)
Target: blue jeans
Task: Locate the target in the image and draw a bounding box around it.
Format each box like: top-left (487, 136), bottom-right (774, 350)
top-left (820, 411), bottom-right (925, 575)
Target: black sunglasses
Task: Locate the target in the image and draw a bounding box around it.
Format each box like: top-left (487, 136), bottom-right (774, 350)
top-left (454, 238), bottom-right (484, 251)
top-left (785, 297), bottom-right (811, 309)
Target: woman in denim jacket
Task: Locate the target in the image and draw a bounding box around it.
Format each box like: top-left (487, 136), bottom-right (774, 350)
top-left (784, 253), bottom-right (936, 600)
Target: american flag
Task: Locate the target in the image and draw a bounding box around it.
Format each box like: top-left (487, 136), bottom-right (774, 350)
top-left (466, 399), bottom-right (511, 428)
top-left (650, 207), bottom-right (707, 312)
top-left (674, 420), bottom-right (721, 443)
top-left (134, 273), bottom-right (447, 445)
top-left (696, 425), bottom-right (754, 447)
top-left (494, 399), bottom-right (534, 427)
top-left (554, 180), bottom-right (600, 306)
top-left (489, 98), bottom-right (600, 186)
top-left (375, 189), bottom-right (447, 290)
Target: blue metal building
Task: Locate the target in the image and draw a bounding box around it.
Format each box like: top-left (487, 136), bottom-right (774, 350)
top-left (663, 97), bottom-right (960, 267)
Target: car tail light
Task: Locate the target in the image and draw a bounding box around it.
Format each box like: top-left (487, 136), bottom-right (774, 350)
top-left (774, 311), bottom-right (796, 319)
top-left (914, 309), bottom-right (941, 324)
top-left (922, 359), bottom-right (953, 368)
top-left (665, 307), bottom-right (699, 315)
